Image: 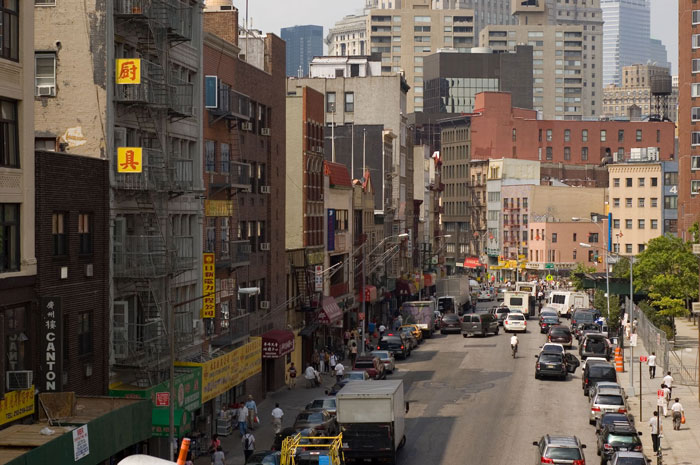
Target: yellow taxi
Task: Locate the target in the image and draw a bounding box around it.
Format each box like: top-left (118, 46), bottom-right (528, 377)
top-left (400, 324), bottom-right (423, 342)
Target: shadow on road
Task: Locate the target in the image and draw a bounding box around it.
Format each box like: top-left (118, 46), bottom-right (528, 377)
top-left (402, 350), bottom-right (438, 364)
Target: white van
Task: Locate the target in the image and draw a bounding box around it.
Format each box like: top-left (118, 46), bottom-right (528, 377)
top-left (548, 291), bottom-right (589, 317)
top-left (504, 291), bottom-right (534, 318)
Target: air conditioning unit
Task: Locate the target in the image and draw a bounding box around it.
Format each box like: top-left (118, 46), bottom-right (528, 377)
top-left (261, 128), bottom-right (271, 136)
top-left (241, 122), bottom-right (253, 131)
top-left (260, 300), bottom-right (270, 309)
top-left (260, 185), bottom-right (271, 194)
top-left (85, 264), bottom-right (93, 277)
top-left (37, 85), bottom-right (56, 97)
top-left (6, 371), bottom-right (33, 391)
top-left (260, 242), bottom-right (271, 251)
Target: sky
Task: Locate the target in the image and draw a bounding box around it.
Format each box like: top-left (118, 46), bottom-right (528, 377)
top-left (240, 0), bottom-right (679, 74)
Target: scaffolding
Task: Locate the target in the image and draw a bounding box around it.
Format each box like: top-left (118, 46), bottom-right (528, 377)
top-left (280, 433), bottom-right (345, 465)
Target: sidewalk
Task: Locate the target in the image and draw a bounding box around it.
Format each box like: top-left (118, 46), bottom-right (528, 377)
top-left (621, 320), bottom-right (700, 463)
top-left (194, 373), bottom-right (338, 465)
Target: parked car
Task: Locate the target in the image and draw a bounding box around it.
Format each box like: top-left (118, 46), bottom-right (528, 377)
top-left (492, 306), bottom-right (511, 325)
top-left (305, 397), bottom-right (337, 416)
top-left (326, 380), bottom-right (352, 396)
top-left (582, 361), bottom-right (618, 396)
top-left (377, 335), bottom-right (410, 360)
top-left (370, 350), bottom-right (396, 374)
top-left (293, 409), bottom-right (338, 435)
top-left (245, 450), bottom-right (281, 465)
top-left (539, 307), bottom-right (559, 321)
top-left (596, 422), bottom-right (643, 463)
top-left (400, 324), bottom-right (423, 343)
top-left (462, 312), bottom-right (499, 337)
top-left (540, 314), bottom-right (561, 333)
top-left (353, 355), bottom-right (386, 380)
top-left (580, 333), bottom-right (612, 360)
top-left (547, 325), bottom-right (573, 349)
top-left (503, 312), bottom-right (527, 333)
top-left (589, 388), bottom-right (629, 424)
top-left (535, 351), bottom-right (580, 380)
top-left (533, 435), bottom-right (587, 465)
top-left (571, 309), bottom-right (598, 335)
top-left (477, 289), bottom-right (494, 301)
top-left (398, 327), bottom-right (419, 350)
top-left (589, 381), bottom-right (625, 402)
top-left (583, 357), bottom-right (610, 372)
top-left (577, 323), bottom-right (602, 342)
top-left (539, 343), bottom-right (566, 354)
top-left (595, 412), bottom-right (635, 436)
top-left (343, 370), bottom-right (370, 381)
top-left (440, 313), bottom-right (462, 334)
top-left (609, 451), bottom-right (648, 465)
top-left (496, 288), bottom-right (506, 301)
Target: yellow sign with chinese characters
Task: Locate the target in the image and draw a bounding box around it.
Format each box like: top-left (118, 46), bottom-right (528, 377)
top-left (0, 386), bottom-right (35, 426)
top-left (205, 200), bottom-right (234, 217)
top-left (201, 253), bottom-right (216, 318)
top-left (117, 147), bottom-right (143, 173)
top-left (116, 58), bottom-right (141, 84)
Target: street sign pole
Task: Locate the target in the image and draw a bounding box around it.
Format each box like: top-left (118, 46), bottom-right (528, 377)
top-left (640, 358), bottom-right (643, 421)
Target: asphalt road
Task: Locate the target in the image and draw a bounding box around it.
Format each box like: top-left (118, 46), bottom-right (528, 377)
top-left (391, 301), bottom-right (600, 465)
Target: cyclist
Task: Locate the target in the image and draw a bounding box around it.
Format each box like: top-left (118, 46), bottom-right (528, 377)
top-left (510, 334), bottom-right (519, 357)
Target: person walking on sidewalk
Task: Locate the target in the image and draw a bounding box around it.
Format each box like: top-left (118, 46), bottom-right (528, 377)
top-left (663, 372), bottom-right (674, 396)
top-left (329, 352), bottom-right (337, 373)
top-left (271, 403), bottom-right (284, 434)
top-left (334, 361), bottom-right (345, 382)
top-left (350, 340), bottom-right (358, 366)
top-left (212, 446), bottom-right (225, 465)
top-left (660, 383), bottom-right (671, 417)
top-left (237, 403), bottom-right (248, 436)
top-left (245, 395), bottom-right (258, 430)
top-left (312, 350), bottom-right (320, 371)
top-left (288, 363), bottom-right (297, 390)
top-left (671, 398), bottom-right (685, 430)
top-left (648, 352), bottom-right (657, 378)
top-left (649, 411), bottom-right (662, 454)
top-left (242, 431), bottom-right (255, 463)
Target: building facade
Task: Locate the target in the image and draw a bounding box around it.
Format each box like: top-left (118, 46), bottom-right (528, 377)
top-left (423, 46), bottom-right (533, 113)
top-left (527, 220), bottom-right (607, 274)
top-left (677, 2), bottom-right (700, 237)
top-left (281, 25), bottom-right (324, 77)
top-left (326, 15), bottom-right (369, 58)
top-left (466, 159), bottom-right (488, 262)
top-left (602, 64), bottom-right (678, 121)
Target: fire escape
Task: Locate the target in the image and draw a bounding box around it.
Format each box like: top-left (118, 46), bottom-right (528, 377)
top-left (111, 0), bottom-right (196, 384)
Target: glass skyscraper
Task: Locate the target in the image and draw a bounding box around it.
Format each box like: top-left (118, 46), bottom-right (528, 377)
top-left (281, 25), bottom-right (324, 77)
top-left (602, 0), bottom-right (670, 87)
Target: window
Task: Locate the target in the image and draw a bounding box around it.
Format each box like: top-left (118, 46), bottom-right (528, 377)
top-left (638, 198), bottom-right (645, 208)
top-left (651, 219), bottom-right (658, 230)
top-left (546, 129), bottom-right (552, 141)
top-left (581, 146), bottom-right (588, 161)
top-left (626, 244), bottom-right (633, 254)
top-left (638, 177), bottom-right (645, 187)
top-left (564, 147), bottom-right (571, 160)
top-left (35, 53), bottom-right (56, 96)
top-left (613, 219), bottom-right (620, 229)
top-left (564, 129), bottom-right (570, 142)
top-left (52, 213), bottom-right (68, 256)
top-left (638, 244), bottom-right (645, 253)
top-left (625, 178), bottom-right (632, 187)
top-left (613, 244), bottom-right (620, 254)
top-left (613, 198), bottom-right (620, 207)
top-left (636, 129), bottom-right (642, 142)
top-left (651, 198), bottom-right (658, 207)
top-left (600, 130), bottom-right (606, 142)
top-left (0, 204), bottom-right (19, 272)
top-left (582, 129), bottom-right (588, 142)
top-left (78, 312), bottom-right (93, 356)
top-left (625, 219), bottom-right (633, 229)
top-left (78, 213), bottom-right (93, 254)
top-left (613, 178), bottom-right (620, 188)
top-left (546, 147), bottom-right (553, 160)
top-left (344, 92), bottom-right (354, 112)
top-left (651, 177), bottom-right (658, 187)
top-left (638, 219), bottom-right (645, 229)
top-left (334, 210), bottom-right (349, 231)
top-left (625, 198), bottom-right (632, 207)
top-left (35, 0), bottom-right (57, 4)
top-left (692, 107), bottom-right (700, 121)
top-left (220, 143), bottom-right (230, 173)
top-left (693, 10), bottom-right (700, 24)
top-left (588, 233), bottom-right (599, 243)
top-left (512, 128), bottom-right (516, 142)
top-left (0, 0), bottom-right (18, 60)
top-left (326, 92), bottom-right (336, 112)
top-left (552, 233), bottom-right (557, 243)
top-left (692, 180), bottom-right (700, 195)
top-left (665, 172), bottom-right (678, 186)
top-left (0, 99), bottom-right (19, 167)
top-left (694, 34), bottom-right (700, 49)
top-left (664, 196), bottom-right (677, 209)
top-left (693, 132), bottom-right (700, 147)
top-left (617, 129), bottom-right (624, 142)
top-left (205, 141), bottom-right (219, 174)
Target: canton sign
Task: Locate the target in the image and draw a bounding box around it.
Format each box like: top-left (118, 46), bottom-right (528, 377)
top-left (39, 297), bottom-right (63, 392)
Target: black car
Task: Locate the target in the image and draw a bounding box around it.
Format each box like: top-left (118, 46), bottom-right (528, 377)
top-left (595, 412), bottom-right (635, 436)
top-left (293, 409), bottom-right (338, 436)
top-left (582, 362), bottom-right (618, 396)
top-left (245, 451), bottom-right (281, 465)
top-left (377, 335), bottom-right (410, 359)
top-left (535, 351), bottom-right (580, 380)
top-left (440, 313), bottom-right (462, 334)
top-left (539, 315), bottom-right (561, 334)
top-left (597, 422), bottom-right (643, 463)
top-left (577, 323), bottom-right (601, 341)
top-left (571, 310), bottom-right (598, 335)
top-left (547, 325), bottom-right (573, 349)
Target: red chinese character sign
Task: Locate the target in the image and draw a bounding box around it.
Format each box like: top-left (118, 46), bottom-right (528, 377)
top-left (201, 253), bottom-right (216, 318)
top-left (39, 297), bottom-right (63, 392)
top-left (115, 58), bottom-right (141, 84)
top-left (117, 147), bottom-right (142, 173)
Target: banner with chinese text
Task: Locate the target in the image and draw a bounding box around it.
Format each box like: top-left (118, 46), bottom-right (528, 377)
top-left (202, 253), bottom-right (216, 318)
top-left (116, 58), bottom-right (141, 84)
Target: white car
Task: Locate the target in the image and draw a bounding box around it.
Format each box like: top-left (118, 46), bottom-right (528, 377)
top-left (539, 343), bottom-right (565, 354)
top-left (504, 312), bottom-right (527, 333)
top-left (582, 356), bottom-right (609, 371)
top-left (370, 350), bottom-right (396, 374)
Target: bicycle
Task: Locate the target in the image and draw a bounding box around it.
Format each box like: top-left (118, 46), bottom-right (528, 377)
top-left (511, 343), bottom-right (518, 358)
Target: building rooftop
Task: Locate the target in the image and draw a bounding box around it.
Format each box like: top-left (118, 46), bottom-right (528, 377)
top-left (324, 161), bottom-right (352, 188)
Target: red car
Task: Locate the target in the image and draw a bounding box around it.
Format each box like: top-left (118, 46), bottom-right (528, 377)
top-left (353, 355), bottom-right (386, 380)
top-left (547, 325), bottom-right (573, 349)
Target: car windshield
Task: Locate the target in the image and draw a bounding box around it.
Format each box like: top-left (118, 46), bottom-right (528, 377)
top-left (590, 366), bottom-right (616, 378)
top-left (346, 372), bottom-right (365, 380)
top-left (297, 412), bottom-right (324, 422)
top-left (355, 360), bottom-right (374, 368)
top-left (443, 314), bottom-right (460, 322)
top-left (509, 314), bottom-right (525, 321)
top-left (545, 447), bottom-right (582, 460)
top-left (543, 317), bottom-right (559, 323)
top-left (540, 354), bottom-right (562, 363)
top-left (551, 328), bottom-right (570, 335)
top-left (310, 399), bottom-right (335, 409)
top-left (615, 458), bottom-right (646, 465)
top-left (371, 351), bottom-right (390, 359)
top-left (596, 395), bottom-right (624, 405)
top-left (574, 312), bottom-right (596, 321)
top-left (607, 433), bottom-right (640, 445)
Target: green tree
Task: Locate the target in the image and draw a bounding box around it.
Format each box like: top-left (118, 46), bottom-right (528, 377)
top-left (611, 255), bottom-right (631, 280)
top-left (633, 235), bottom-right (698, 303)
top-left (571, 262), bottom-right (597, 291)
top-left (688, 222), bottom-right (700, 244)
top-left (593, 290), bottom-right (621, 331)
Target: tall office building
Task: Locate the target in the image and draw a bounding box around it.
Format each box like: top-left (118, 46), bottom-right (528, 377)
top-left (281, 25), bottom-right (324, 77)
top-left (326, 15), bottom-right (369, 57)
top-left (601, 0), bottom-right (671, 87)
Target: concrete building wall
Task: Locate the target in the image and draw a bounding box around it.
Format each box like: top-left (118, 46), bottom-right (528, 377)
top-left (528, 220), bottom-right (606, 273)
top-left (286, 96), bottom-right (304, 250)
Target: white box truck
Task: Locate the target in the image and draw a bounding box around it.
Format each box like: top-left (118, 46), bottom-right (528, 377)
top-left (336, 380), bottom-right (406, 464)
top-left (436, 276), bottom-right (472, 315)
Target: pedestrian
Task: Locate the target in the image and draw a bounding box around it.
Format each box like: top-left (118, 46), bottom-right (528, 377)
top-left (288, 362), bottom-right (297, 390)
top-left (212, 446), bottom-right (225, 465)
top-left (670, 398), bottom-right (684, 430)
top-left (334, 361), bottom-right (345, 382)
top-left (344, 330), bottom-right (350, 347)
top-left (271, 403), bottom-right (284, 434)
top-left (660, 383), bottom-right (671, 416)
top-left (208, 434), bottom-right (221, 455)
top-left (397, 314), bottom-right (403, 327)
top-left (237, 402), bottom-right (248, 436)
top-left (648, 352), bottom-right (657, 379)
top-left (379, 323), bottom-right (386, 338)
top-left (312, 350), bottom-right (320, 371)
top-left (245, 395), bottom-right (258, 430)
top-left (350, 341), bottom-right (358, 366)
top-left (649, 411), bottom-right (662, 453)
top-left (319, 350), bottom-right (326, 373)
top-left (664, 371), bottom-right (673, 399)
top-left (184, 451), bottom-right (194, 465)
top-left (624, 319), bottom-right (631, 339)
top-left (632, 318), bottom-right (638, 334)
top-left (329, 352), bottom-right (337, 373)
top-left (242, 431), bottom-right (255, 463)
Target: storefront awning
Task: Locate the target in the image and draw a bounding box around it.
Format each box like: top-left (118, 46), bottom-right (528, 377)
top-left (261, 329), bottom-right (295, 359)
top-left (464, 257), bottom-right (485, 269)
top-left (318, 296), bottom-right (343, 325)
top-left (357, 285), bottom-right (377, 303)
top-left (395, 279), bottom-right (417, 296)
top-left (423, 273), bottom-right (436, 287)
top-left (152, 408), bottom-right (191, 437)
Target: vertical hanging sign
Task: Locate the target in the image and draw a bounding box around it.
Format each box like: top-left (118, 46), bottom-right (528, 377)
top-left (115, 58), bottom-right (141, 84)
top-left (327, 209), bottom-right (336, 251)
top-left (39, 297), bottom-right (63, 392)
top-left (202, 254), bottom-right (216, 318)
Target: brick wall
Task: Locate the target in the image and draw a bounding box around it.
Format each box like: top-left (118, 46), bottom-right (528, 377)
top-left (204, 10), bottom-right (239, 46)
top-left (35, 151), bottom-right (109, 395)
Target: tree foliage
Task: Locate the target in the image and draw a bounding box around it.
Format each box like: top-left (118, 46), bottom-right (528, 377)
top-left (633, 235), bottom-right (698, 303)
top-left (571, 262), bottom-right (597, 291)
top-left (594, 290), bottom-right (621, 331)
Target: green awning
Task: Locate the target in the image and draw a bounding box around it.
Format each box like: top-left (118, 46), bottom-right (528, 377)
top-left (151, 408), bottom-right (191, 438)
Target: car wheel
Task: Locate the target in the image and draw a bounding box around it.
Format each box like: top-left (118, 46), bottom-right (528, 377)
top-left (462, 333), bottom-right (468, 338)
top-left (535, 373), bottom-right (540, 380)
top-left (494, 327), bottom-right (499, 335)
top-left (589, 418), bottom-right (596, 426)
top-left (583, 388), bottom-right (589, 396)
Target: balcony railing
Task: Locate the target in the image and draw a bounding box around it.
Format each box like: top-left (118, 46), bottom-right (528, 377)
top-left (168, 80), bottom-right (194, 117)
top-left (114, 59), bottom-right (168, 106)
top-left (231, 240), bottom-right (252, 267)
top-left (230, 161), bottom-right (251, 189)
top-left (114, 0), bottom-right (159, 18)
top-left (113, 318), bottom-right (168, 365)
top-left (113, 235), bottom-right (169, 278)
top-left (165, 0), bottom-right (193, 42)
top-left (113, 148), bottom-right (167, 191)
top-left (170, 158), bottom-right (194, 192)
top-left (171, 235), bottom-right (195, 273)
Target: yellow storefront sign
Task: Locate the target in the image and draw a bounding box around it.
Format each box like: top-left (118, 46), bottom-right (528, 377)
top-left (117, 147), bottom-right (143, 173)
top-left (205, 200), bottom-right (234, 217)
top-left (0, 386), bottom-right (35, 426)
top-left (201, 253), bottom-right (216, 318)
top-left (177, 338), bottom-right (261, 403)
top-left (116, 58), bottom-right (141, 84)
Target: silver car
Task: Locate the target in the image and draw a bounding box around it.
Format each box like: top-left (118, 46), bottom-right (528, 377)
top-left (589, 388), bottom-right (629, 424)
top-left (371, 350), bottom-right (396, 374)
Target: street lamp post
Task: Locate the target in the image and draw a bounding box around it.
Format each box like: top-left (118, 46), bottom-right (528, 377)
top-left (573, 217), bottom-right (610, 321)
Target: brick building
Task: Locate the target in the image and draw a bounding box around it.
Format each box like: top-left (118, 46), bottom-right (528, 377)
top-left (35, 151), bottom-right (109, 395)
top-left (203, 9), bottom-right (287, 395)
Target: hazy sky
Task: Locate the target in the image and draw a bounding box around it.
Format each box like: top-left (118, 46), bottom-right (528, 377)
top-left (240, 0), bottom-right (679, 74)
